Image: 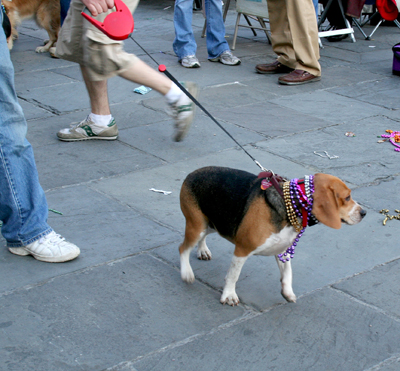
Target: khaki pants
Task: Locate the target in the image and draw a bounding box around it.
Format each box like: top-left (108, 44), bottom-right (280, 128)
top-left (266, 0), bottom-right (321, 76)
top-left (56, 0), bottom-right (140, 80)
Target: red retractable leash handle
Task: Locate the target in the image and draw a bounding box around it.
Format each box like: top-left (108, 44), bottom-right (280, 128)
top-left (81, 0), bottom-right (134, 40)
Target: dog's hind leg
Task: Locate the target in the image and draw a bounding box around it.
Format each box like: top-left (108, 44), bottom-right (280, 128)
top-left (275, 256), bottom-right (296, 303)
top-left (179, 187), bottom-right (208, 283)
top-left (197, 227), bottom-right (215, 260)
top-left (179, 219), bottom-right (205, 283)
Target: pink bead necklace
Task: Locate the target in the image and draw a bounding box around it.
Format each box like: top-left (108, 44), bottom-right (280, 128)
top-left (381, 130), bottom-right (400, 152)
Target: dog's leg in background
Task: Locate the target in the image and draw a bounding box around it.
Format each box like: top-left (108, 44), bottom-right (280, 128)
top-left (275, 256), bottom-right (296, 302)
top-left (220, 252), bottom-right (248, 306)
top-left (179, 185), bottom-right (209, 283)
top-left (179, 211), bottom-right (208, 283)
top-left (197, 227), bottom-right (214, 260)
top-left (35, 2), bottom-right (60, 52)
top-left (179, 225), bottom-right (203, 283)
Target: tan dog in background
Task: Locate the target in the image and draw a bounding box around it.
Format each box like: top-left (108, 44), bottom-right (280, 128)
top-left (3, 0), bottom-right (60, 52)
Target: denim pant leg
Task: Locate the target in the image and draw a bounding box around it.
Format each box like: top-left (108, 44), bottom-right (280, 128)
top-left (173, 0), bottom-right (197, 59)
top-left (204, 0), bottom-right (230, 59)
top-left (312, 0), bottom-right (318, 20)
top-left (60, 0), bottom-right (71, 25)
top-left (0, 24), bottom-right (52, 247)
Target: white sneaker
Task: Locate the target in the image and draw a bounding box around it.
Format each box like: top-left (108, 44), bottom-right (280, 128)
top-left (167, 81), bottom-right (199, 142)
top-left (210, 50), bottom-right (241, 66)
top-left (9, 231), bottom-right (80, 263)
top-left (180, 55), bottom-right (201, 68)
top-left (57, 116), bottom-right (118, 141)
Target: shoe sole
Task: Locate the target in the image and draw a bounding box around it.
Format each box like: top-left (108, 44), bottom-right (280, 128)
top-left (255, 68), bottom-right (292, 74)
top-left (57, 135), bottom-right (118, 142)
top-left (255, 66), bottom-right (294, 74)
top-left (181, 64), bottom-right (201, 68)
top-left (8, 247), bottom-right (80, 263)
top-left (180, 61), bottom-right (201, 68)
top-left (173, 82), bottom-right (199, 142)
top-left (278, 76), bottom-right (321, 86)
top-left (209, 59), bottom-right (241, 66)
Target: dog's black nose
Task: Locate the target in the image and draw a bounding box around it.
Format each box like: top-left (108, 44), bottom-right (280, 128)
top-left (360, 209), bottom-right (367, 218)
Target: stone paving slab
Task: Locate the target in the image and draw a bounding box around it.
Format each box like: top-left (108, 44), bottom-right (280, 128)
top-left (129, 288), bottom-right (400, 371)
top-left (90, 146), bottom-right (317, 230)
top-left (0, 185), bottom-right (179, 293)
top-left (212, 100), bottom-right (333, 137)
top-left (14, 70), bottom-right (76, 93)
top-left (24, 100), bottom-right (170, 147)
top-left (152, 210), bottom-right (399, 311)
top-left (18, 80), bottom-right (90, 114)
top-left (269, 90), bottom-right (387, 124)
top-left (33, 140), bottom-right (164, 190)
top-left (353, 176), bottom-right (400, 212)
top-left (353, 58), bottom-right (394, 76)
top-left (0, 254), bottom-right (244, 371)
top-left (334, 259), bottom-right (400, 319)
top-left (48, 64), bottom-right (83, 81)
top-left (10, 47), bottom-right (75, 74)
top-left (19, 98), bottom-right (54, 121)
top-left (255, 116), bottom-right (399, 186)
top-left (3, 1), bottom-right (400, 370)
top-left (329, 77), bottom-right (400, 110)
top-left (368, 357), bottom-right (400, 371)
top-left (118, 114), bottom-right (265, 164)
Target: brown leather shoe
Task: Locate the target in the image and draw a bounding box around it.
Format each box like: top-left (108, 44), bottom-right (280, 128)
top-left (255, 60), bottom-right (293, 74)
top-left (278, 70), bottom-right (321, 85)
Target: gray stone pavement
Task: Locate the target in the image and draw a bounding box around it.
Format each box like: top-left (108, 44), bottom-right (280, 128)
top-left (1, 1), bottom-right (400, 370)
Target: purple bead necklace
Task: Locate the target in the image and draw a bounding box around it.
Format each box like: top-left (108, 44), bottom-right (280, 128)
top-left (278, 175), bottom-right (316, 263)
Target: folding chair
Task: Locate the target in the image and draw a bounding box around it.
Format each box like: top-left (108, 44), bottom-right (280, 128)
top-left (318, 0), bottom-right (356, 43)
top-left (231, 0), bottom-right (271, 50)
top-left (352, 0), bottom-right (400, 40)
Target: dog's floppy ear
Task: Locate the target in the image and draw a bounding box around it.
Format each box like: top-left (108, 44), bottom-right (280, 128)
top-left (311, 173), bottom-right (342, 229)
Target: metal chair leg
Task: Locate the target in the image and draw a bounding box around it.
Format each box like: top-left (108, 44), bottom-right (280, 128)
top-left (232, 12), bottom-right (241, 50)
top-left (368, 19), bottom-right (383, 39)
top-left (257, 17), bottom-right (271, 44)
top-left (243, 15), bottom-right (258, 36)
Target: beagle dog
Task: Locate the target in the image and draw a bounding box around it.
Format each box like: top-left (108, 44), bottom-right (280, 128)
top-left (178, 166), bottom-right (366, 306)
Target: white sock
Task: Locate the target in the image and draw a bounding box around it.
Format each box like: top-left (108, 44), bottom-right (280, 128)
top-left (165, 83), bottom-right (183, 104)
top-left (89, 113), bottom-right (113, 127)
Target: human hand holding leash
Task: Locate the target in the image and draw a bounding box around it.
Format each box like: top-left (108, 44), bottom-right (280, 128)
top-left (82, 0), bottom-right (114, 16)
top-left (81, 0), bottom-right (133, 40)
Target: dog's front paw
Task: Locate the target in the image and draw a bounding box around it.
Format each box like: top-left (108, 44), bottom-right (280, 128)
top-left (220, 291), bottom-right (240, 306)
top-left (35, 46), bottom-right (50, 53)
top-left (181, 266), bottom-right (195, 284)
top-left (281, 288), bottom-right (296, 303)
top-left (197, 248), bottom-right (212, 260)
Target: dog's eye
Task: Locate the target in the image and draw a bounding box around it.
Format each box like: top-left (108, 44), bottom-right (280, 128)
top-left (345, 196), bottom-right (351, 202)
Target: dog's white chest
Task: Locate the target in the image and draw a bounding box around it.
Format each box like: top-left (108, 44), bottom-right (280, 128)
top-left (252, 226), bottom-right (298, 256)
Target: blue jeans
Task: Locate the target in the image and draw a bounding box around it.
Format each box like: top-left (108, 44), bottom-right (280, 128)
top-left (173, 0), bottom-right (230, 60)
top-left (60, 0), bottom-right (71, 25)
top-left (0, 13), bottom-right (52, 247)
top-left (313, 0), bottom-right (318, 20)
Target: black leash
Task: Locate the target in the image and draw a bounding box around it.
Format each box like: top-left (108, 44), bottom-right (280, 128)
top-left (130, 36), bottom-right (269, 173)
